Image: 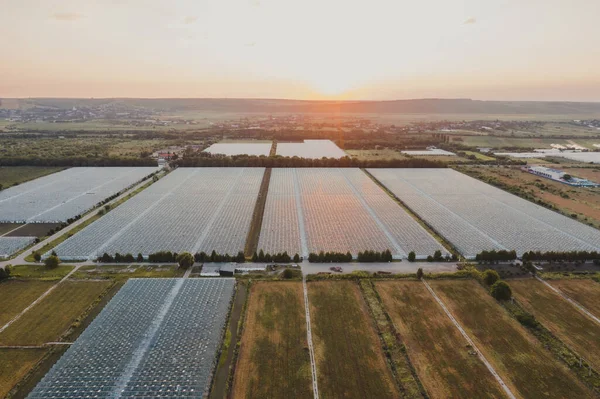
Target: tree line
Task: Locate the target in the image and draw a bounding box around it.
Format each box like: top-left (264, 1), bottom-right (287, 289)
top-left (475, 250), bottom-right (518, 263)
top-left (252, 250), bottom-right (300, 263)
top-left (308, 251), bottom-right (353, 263)
top-left (521, 250), bottom-right (600, 263)
top-left (0, 157), bottom-right (156, 167)
top-left (173, 154), bottom-right (446, 169)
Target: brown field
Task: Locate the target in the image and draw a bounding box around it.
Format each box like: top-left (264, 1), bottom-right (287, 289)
top-left (429, 280), bottom-right (593, 399)
top-left (549, 279), bottom-right (600, 316)
top-left (375, 281), bottom-right (506, 398)
top-left (233, 282), bottom-right (312, 398)
top-left (0, 349), bottom-right (47, 398)
top-left (308, 281), bottom-right (399, 399)
top-left (0, 280), bottom-right (113, 345)
top-left (5, 223), bottom-right (62, 238)
top-left (511, 279), bottom-right (600, 370)
top-left (0, 280), bottom-right (55, 326)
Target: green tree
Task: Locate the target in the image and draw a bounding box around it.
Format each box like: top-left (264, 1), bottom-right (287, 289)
top-left (45, 255), bottom-right (61, 269)
top-left (293, 253), bottom-right (300, 263)
top-left (137, 253), bottom-right (144, 262)
top-left (408, 251), bottom-right (416, 262)
top-left (33, 252), bottom-right (42, 262)
top-left (490, 281), bottom-right (512, 301)
top-left (482, 269), bottom-right (500, 286)
top-left (416, 268), bottom-right (424, 279)
top-left (563, 174), bottom-right (572, 181)
top-left (176, 252), bottom-right (194, 269)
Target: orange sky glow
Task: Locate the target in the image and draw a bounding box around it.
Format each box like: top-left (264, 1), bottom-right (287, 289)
top-left (2, 0), bottom-right (599, 101)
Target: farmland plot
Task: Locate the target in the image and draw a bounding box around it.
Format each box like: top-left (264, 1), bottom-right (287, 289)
top-left (548, 279), bottom-right (600, 317)
top-left (0, 167), bottom-right (155, 222)
top-left (276, 140), bottom-right (346, 159)
top-left (0, 280), bottom-right (55, 326)
top-left (511, 279), bottom-right (600, 370)
top-left (50, 168), bottom-right (264, 260)
top-left (0, 280), bottom-right (113, 346)
top-left (258, 168), bottom-right (445, 258)
top-left (308, 281), bottom-right (399, 399)
top-left (375, 281), bottom-right (506, 398)
top-left (0, 236), bottom-right (35, 258)
top-left (29, 278), bottom-right (234, 398)
top-left (429, 280), bottom-right (593, 398)
top-left (369, 168), bottom-right (600, 258)
top-left (233, 282), bottom-right (312, 398)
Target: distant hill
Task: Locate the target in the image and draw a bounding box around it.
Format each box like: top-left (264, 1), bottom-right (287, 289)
top-left (3, 98), bottom-right (600, 115)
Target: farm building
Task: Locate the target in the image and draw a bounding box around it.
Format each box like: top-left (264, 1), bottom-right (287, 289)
top-left (523, 166), bottom-right (599, 187)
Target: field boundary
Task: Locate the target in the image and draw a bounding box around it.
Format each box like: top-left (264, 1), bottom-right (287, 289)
top-left (422, 279), bottom-right (517, 399)
top-left (244, 168), bottom-right (271, 256)
top-left (535, 276), bottom-right (600, 325)
top-left (302, 276), bottom-right (319, 399)
top-left (359, 280), bottom-right (426, 398)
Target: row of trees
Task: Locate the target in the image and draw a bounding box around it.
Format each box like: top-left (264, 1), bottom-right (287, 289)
top-left (522, 250), bottom-right (600, 262)
top-left (251, 250), bottom-right (300, 263)
top-left (357, 250), bottom-right (393, 262)
top-left (475, 250), bottom-right (518, 263)
top-left (194, 251), bottom-right (246, 263)
top-left (173, 154), bottom-right (446, 169)
top-left (0, 157), bottom-right (157, 167)
top-left (98, 252), bottom-right (142, 263)
top-left (308, 251), bottom-right (353, 263)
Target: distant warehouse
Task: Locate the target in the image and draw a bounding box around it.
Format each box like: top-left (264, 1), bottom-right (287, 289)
top-left (523, 166), bottom-right (599, 187)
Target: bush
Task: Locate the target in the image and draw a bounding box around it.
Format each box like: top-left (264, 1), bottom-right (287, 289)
top-left (408, 251), bottom-right (416, 262)
top-left (137, 253), bottom-right (144, 262)
top-left (416, 268), bottom-right (424, 279)
top-left (33, 252), bottom-right (42, 262)
top-left (516, 311), bottom-right (538, 328)
top-left (176, 252), bottom-right (194, 269)
top-left (45, 255), bottom-right (61, 269)
top-left (293, 253), bottom-right (300, 263)
top-left (281, 268), bottom-right (300, 279)
top-left (0, 265), bottom-right (11, 280)
top-left (490, 281), bottom-right (512, 301)
top-left (482, 269), bottom-right (500, 286)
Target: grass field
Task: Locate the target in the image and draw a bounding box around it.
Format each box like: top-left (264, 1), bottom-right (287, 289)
top-left (10, 265), bottom-right (74, 280)
top-left (0, 166), bottom-right (64, 188)
top-left (0, 348), bottom-right (47, 398)
top-left (375, 281), bottom-right (506, 398)
top-left (464, 151), bottom-right (496, 161)
top-left (308, 281), bottom-right (399, 399)
top-left (233, 282), bottom-right (312, 398)
top-left (429, 279), bottom-right (593, 399)
top-left (71, 265), bottom-right (184, 280)
top-left (549, 279), bottom-right (600, 316)
top-left (511, 279), bottom-right (600, 370)
top-left (0, 280), bottom-right (113, 346)
top-left (0, 280), bottom-right (55, 326)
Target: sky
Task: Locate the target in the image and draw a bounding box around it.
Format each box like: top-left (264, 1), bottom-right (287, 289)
top-left (1, 0), bottom-right (599, 101)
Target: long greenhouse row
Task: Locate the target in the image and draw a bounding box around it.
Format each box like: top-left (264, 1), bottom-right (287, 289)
top-left (0, 236), bottom-right (36, 259)
top-left (22, 166), bottom-right (600, 261)
top-left (28, 278), bottom-right (235, 398)
top-left (0, 167), bottom-right (156, 223)
top-left (51, 168), bottom-right (264, 260)
top-left (369, 168), bottom-right (600, 258)
top-left (257, 168), bottom-right (447, 259)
